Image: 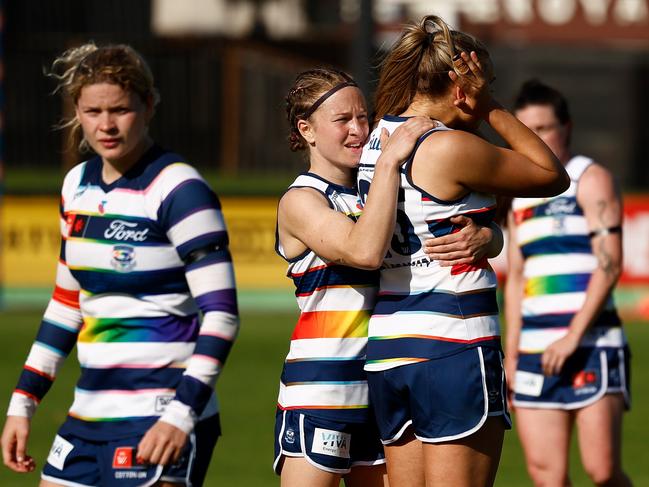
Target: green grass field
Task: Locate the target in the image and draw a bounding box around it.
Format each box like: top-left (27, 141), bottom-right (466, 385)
top-left (0, 309), bottom-right (647, 486)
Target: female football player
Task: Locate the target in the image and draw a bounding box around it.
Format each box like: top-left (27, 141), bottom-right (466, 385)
top-left (358, 15), bottom-right (570, 487)
top-left (1, 42), bottom-right (239, 486)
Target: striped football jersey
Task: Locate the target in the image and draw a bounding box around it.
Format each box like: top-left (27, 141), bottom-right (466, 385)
top-left (357, 116), bottom-right (501, 371)
top-left (511, 155), bottom-right (624, 353)
top-left (275, 173), bottom-right (378, 423)
top-left (8, 146), bottom-right (239, 440)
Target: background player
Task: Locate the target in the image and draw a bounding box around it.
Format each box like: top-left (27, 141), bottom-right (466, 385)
top-left (1, 43), bottom-right (239, 486)
top-left (358, 15), bottom-right (570, 487)
top-left (504, 79), bottom-right (632, 487)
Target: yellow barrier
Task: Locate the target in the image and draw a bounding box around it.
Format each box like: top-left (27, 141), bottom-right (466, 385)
top-left (0, 196), bottom-right (291, 290)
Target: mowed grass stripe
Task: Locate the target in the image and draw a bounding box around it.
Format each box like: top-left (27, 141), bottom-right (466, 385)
top-left (0, 309), bottom-right (646, 486)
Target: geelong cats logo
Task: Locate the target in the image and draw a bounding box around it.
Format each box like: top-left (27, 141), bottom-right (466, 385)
top-left (111, 245), bottom-right (136, 272)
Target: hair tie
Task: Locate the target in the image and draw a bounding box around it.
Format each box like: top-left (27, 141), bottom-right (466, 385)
top-left (424, 32), bottom-right (434, 48)
top-left (302, 74), bottom-right (358, 120)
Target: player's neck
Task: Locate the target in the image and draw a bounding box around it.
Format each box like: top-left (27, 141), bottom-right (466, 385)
top-left (101, 137), bottom-right (154, 185)
top-left (308, 156), bottom-right (355, 189)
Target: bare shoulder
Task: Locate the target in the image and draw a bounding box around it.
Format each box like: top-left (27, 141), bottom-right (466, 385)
top-left (579, 161), bottom-right (619, 200)
top-left (417, 129), bottom-right (485, 164)
top-left (580, 161), bottom-right (615, 185)
top-left (278, 186), bottom-right (332, 231)
top-left (279, 186), bottom-right (329, 213)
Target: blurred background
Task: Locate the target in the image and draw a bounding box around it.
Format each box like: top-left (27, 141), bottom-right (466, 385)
top-left (0, 1), bottom-right (648, 485)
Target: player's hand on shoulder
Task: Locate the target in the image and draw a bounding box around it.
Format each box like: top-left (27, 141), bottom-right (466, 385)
top-left (137, 420), bottom-right (188, 467)
top-left (378, 116), bottom-right (438, 166)
top-left (1, 416), bottom-right (35, 473)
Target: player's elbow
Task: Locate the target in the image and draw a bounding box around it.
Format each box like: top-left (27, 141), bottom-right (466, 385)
top-left (524, 172), bottom-right (570, 198)
top-left (346, 251), bottom-right (384, 270)
top-left (538, 170), bottom-right (570, 197)
top-left (555, 171), bottom-right (571, 194)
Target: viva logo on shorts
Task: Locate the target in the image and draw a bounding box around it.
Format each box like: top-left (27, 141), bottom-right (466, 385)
top-left (311, 427), bottom-right (351, 458)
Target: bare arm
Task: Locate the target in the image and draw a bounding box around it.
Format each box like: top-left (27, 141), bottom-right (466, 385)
top-left (541, 164), bottom-right (623, 376)
top-left (444, 52), bottom-right (569, 197)
top-left (278, 117), bottom-right (436, 269)
top-left (503, 211), bottom-right (525, 397)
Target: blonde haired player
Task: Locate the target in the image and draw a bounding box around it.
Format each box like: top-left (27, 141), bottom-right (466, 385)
top-left (1, 43), bottom-right (239, 486)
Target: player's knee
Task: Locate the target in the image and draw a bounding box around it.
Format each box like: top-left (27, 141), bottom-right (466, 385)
top-left (583, 460), bottom-right (618, 486)
top-left (526, 462), bottom-right (569, 487)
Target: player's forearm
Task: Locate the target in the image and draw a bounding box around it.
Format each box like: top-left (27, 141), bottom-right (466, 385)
top-left (487, 103), bottom-right (565, 184)
top-left (161, 310), bottom-right (237, 434)
top-left (345, 160), bottom-right (400, 269)
top-left (503, 277), bottom-right (524, 357)
top-left (166, 255), bottom-right (238, 431)
top-left (487, 102), bottom-right (568, 175)
top-left (485, 222), bottom-right (503, 258)
top-left (8, 286), bottom-right (82, 418)
top-left (567, 228), bottom-right (622, 341)
top-left (567, 267), bottom-right (620, 342)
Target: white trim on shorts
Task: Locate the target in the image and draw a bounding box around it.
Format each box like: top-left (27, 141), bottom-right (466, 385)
top-left (381, 420), bottom-right (413, 446)
top-left (298, 413), bottom-right (349, 474)
top-left (273, 410), bottom-right (303, 474)
top-left (617, 347), bottom-right (631, 408)
top-left (136, 465), bottom-right (164, 487)
top-left (159, 430), bottom-right (197, 487)
top-left (41, 474), bottom-right (96, 487)
top-left (274, 410), bottom-right (386, 475)
top-left (513, 349), bottom-right (611, 410)
top-left (351, 458), bottom-right (386, 467)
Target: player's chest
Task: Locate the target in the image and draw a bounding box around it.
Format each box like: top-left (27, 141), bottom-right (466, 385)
top-left (63, 190), bottom-right (168, 245)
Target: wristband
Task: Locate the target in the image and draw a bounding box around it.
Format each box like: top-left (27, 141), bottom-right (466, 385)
top-left (588, 225), bottom-right (622, 238)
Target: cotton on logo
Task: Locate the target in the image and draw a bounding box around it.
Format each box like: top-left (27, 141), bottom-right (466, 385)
top-left (573, 370), bottom-right (597, 389)
top-left (572, 370), bottom-right (598, 396)
top-left (113, 447), bottom-right (134, 469)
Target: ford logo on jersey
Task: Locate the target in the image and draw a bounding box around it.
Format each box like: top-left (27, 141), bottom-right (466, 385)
top-left (104, 219), bottom-right (150, 242)
top-left (545, 197), bottom-right (577, 216)
top-left (111, 245), bottom-right (136, 272)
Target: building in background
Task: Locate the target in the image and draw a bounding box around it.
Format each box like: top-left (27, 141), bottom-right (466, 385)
top-left (3, 0), bottom-right (649, 190)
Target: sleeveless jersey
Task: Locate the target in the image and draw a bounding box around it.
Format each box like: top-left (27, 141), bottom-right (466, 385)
top-left (357, 116), bottom-right (500, 372)
top-left (275, 173), bottom-right (379, 422)
top-left (8, 146), bottom-right (239, 440)
top-left (511, 155), bottom-right (624, 353)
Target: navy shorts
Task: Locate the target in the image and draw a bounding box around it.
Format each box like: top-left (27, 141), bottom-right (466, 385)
top-left (273, 409), bottom-right (385, 474)
top-left (513, 346), bottom-right (631, 410)
top-left (41, 414), bottom-right (220, 487)
top-left (367, 346), bottom-right (511, 444)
